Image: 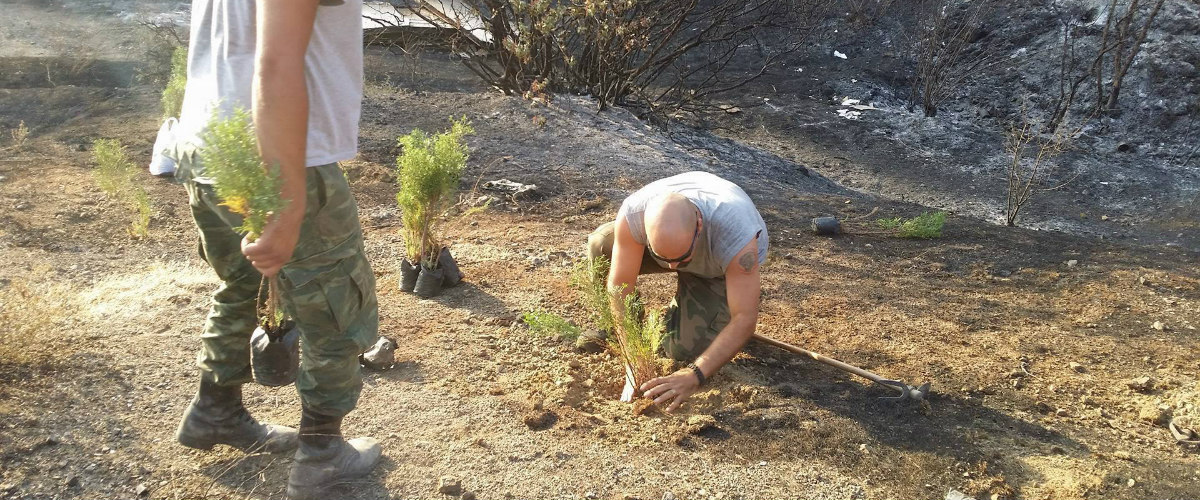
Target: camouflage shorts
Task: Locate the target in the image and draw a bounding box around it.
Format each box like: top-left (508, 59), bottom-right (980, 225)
top-left (587, 222), bottom-right (729, 362)
top-left (179, 151), bottom-right (378, 418)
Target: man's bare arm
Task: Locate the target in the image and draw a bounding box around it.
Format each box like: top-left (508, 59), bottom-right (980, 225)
top-left (241, 0), bottom-right (320, 277)
top-left (693, 238), bottom-right (761, 380)
top-left (607, 216), bottom-right (644, 319)
top-left (640, 237), bottom-right (761, 412)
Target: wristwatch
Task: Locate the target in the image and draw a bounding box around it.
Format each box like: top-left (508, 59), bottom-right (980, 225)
top-left (687, 363), bottom-right (706, 386)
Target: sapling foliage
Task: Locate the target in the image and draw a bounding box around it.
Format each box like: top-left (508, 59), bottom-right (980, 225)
top-left (198, 108), bottom-right (285, 240)
top-left (92, 138), bottom-right (151, 237)
top-left (395, 118), bottom-right (473, 269)
top-left (198, 108), bottom-right (288, 329)
top-left (571, 256), bottom-right (665, 398)
top-left (161, 46), bottom-right (187, 119)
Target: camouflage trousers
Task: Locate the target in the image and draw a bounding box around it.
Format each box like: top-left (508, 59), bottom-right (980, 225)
top-left (587, 222), bottom-right (729, 362)
top-left (179, 151), bottom-right (378, 418)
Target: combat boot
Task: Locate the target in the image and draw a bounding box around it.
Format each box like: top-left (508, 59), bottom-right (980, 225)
top-left (175, 376), bottom-right (298, 453)
top-left (286, 408), bottom-right (381, 500)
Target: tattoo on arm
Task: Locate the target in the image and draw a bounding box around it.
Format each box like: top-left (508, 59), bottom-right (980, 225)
top-left (738, 251), bottom-right (756, 272)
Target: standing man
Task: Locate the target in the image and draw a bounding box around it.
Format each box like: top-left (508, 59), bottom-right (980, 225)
top-left (169, 1), bottom-right (380, 498)
top-left (586, 171), bottom-right (768, 412)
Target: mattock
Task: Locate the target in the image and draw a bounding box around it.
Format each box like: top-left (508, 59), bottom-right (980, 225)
top-left (753, 334), bottom-right (932, 402)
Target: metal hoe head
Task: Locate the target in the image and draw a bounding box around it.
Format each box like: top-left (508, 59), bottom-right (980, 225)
top-left (875, 379), bottom-right (932, 402)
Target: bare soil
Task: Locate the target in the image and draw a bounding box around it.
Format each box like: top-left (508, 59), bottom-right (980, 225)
top-left (1, 3), bottom-right (1198, 500)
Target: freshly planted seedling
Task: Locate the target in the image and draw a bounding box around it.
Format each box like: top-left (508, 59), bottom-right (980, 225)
top-left (612, 290), bottom-right (666, 397)
top-left (10, 120), bottom-right (29, 152)
top-left (395, 117), bottom-right (473, 296)
top-left (876, 211), bottom-right (947, 239)
top-left (161, 46), bottom-right (187, 118)
top-left (92, 138), bottom-right (151, 237)
top-left (572, 256), bottom-right (665, 400)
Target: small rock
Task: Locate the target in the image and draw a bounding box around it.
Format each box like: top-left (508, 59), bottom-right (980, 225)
top-left (662, 493), bottom-right (679, 500)
top-left (1066, 259), bottom-right (1078, 267)
top-left (135, 484), bottom-right (150, 497)
top-left (1127, 376), bottom-right (1154, 393)
top-left (1056, 408), bottom-right (1070, 417)
top-left (1113, 451), bottom-right (1132, 461)
top-left (437, 476), bottom-right (462, 496)
top-left (1138, 403), bottom-right (1171, 426)
top-left (522, 408), bottom-right (557, 430)
top-left (623, 495), bottom-right (642, 500)
top-left (1080, 395), bottom-right (1097, 406)
top-left (359, 337), bottom-right (397, 370)
top-left (1127, 478), bottom-right (1136, 487)
top-left (1151, 321), bottom-right (1167, 332)
top-left (685, 414), bottom-right (718, 435)
top-left (65, 476), bottom-right (79, 488)
top-left (585, 491), bottom-right (599, 499)
top-left (946, 489), bottom-right (978, 500)
top-left (1138, 275), bottom-right (1151, 286)
top-left (462, 492), bottom-right (477, 500)
top-left (1069, 362), bottom-right (1085, 373)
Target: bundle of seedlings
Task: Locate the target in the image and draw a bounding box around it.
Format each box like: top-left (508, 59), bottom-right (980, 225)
top-left (92, 138), bottom-right (151, 238)
top-left (571, 256), bottom-right (666, 403)
top-left (395, 118), bottom-right (473, 297)
top-left (199, 108), bottom-right (297, 387)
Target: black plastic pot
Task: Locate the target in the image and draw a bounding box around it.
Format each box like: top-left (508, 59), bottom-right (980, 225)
top-left (399, 258), bottom-right (419, 292)
top-left (438, 247), bottom-right (464, 287)
top-left (811, 216), bottom-right (842, 236)
top-left (413, 265), bottom-right (444, 298)
top-left (250, 320), bottom-right (300, 387)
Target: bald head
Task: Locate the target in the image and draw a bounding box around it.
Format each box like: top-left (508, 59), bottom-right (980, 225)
top-left (644, 193), bottom-right (700, 262)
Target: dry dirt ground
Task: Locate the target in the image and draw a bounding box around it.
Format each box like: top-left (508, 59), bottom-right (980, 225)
top-left (2, 3), bottom-right (1200, 500)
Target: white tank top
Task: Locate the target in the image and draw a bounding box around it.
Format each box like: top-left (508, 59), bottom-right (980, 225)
top-left (175, 0), bottom-right (363, 173)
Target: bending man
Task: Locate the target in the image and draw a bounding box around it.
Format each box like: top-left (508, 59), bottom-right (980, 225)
top-left (587, 171), bottom-right (768, 411)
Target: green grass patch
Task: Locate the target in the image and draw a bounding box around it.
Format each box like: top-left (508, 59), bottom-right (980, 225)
top-left (521, 310), bottom-right (581, 341)
top-left (876, 211), bottom-right (946, 238)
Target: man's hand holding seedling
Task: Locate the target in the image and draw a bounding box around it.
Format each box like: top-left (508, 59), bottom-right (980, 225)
top-left (240, 0), bottom-right (318, 278)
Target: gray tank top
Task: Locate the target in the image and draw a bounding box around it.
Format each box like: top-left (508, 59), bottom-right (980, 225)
top-left (618, 172), bottom-right (769, 279)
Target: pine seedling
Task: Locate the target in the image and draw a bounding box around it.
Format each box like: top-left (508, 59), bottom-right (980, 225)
top-left (10, 120), bottom-right (29, 152)
top-left (612, 290), bottom-right (666, 393)
top-left (876, 211), bottom-right (946, 238)
top-left (161, 46), bottom-right (187, 118)
top-left (199, 108), bottom-right (285, 240)
top-left (571, 256), bottom-right (664, 396)
top-left (570, 255), bottom-right (615, 333)
top-left (395, 117), bottom-right (473, 268)
top-left (92, 138), bottom-right (151, 238)
top-left (198, 108), bottom-right (288, 330)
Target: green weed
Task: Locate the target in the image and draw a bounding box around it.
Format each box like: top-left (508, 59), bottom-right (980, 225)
top-left (521, 310), bottom-right (581, 341)
top-left (876, 211), bottom-right (946, 238)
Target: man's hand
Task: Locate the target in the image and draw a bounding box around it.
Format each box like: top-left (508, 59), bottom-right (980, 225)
top-left (241, 216), bottom-right (301, 277)
top-left (640, 368), bottom-right (703, 413)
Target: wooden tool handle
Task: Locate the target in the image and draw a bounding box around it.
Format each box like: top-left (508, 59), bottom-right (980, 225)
top-left (752, 333), bottom-right (884, 383)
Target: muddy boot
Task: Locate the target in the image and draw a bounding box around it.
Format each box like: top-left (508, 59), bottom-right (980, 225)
top-left (175, 376), bottom-right (298, 453)
top-left (286, 408), bottom-right (381, 500)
